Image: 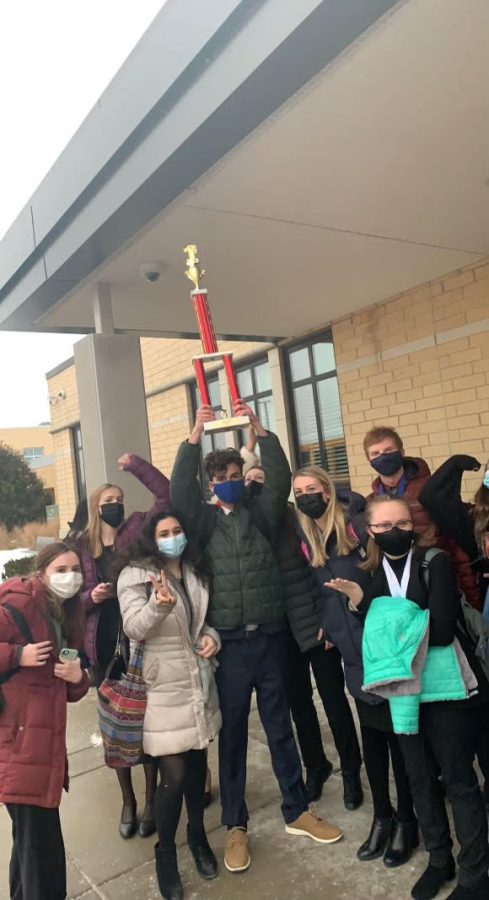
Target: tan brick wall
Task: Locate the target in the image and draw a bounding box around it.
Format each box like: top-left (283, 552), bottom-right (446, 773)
top-left (52, 429), bottom-right (78, 531)
top-left (141, 337), bottom-right (270, 393)
top-left (48, 365), bottom-right (80, 431)
top-left (47, 365), bottom-right (81, 530)
top-left (147, 385), bottom-right (192, 477)
top-left (333, 258), bottom-right (489, 499)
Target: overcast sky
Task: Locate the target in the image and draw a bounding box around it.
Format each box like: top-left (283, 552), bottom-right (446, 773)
top-left (0, 0), bottom-right (164, 427)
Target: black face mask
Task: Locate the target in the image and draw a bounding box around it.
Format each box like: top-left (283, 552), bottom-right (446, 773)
top-left (246, 480), bottom-right (264, 498)
top-left (296, 492), bottom-right (328, 520)
top-left (373, 527), bottom-right (414, 557)
top-left (100, 502), bottom-right (125, 528)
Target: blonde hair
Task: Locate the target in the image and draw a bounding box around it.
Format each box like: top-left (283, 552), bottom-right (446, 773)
top-left (362, 494), bottom-right (413, 572)
top-left (84, 483), bottom-right (123, 558)
top-left (293, 465), bottom-right (355, 567)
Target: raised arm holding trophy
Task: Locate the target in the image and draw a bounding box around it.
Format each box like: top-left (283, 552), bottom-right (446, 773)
top-left (183, 244), bottom-right (250, 433)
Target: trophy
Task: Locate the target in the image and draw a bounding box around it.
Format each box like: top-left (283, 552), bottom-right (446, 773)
top-left (183, 245), bottom-right (250, 434)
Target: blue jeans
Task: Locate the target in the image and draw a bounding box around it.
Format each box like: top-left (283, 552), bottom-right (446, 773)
top-left (215, 630), bottom-right (307, 827)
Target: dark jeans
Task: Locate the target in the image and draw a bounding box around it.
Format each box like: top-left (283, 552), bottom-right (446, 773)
top-left (153, 749), bottom-right (207, 847)
top-left (7, 804), bottom-right (66, 900)
top-left (215, 630), bottom-right (307, 827)
top-left (360, 725), bottom-right (414, 822)
top-left (285, 631), bottom-right (362, 774)
top-left (398, 704), bottom-right (489, 888)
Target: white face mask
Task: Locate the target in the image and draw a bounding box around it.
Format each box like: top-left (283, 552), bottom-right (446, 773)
top-left (49, 572), bottom-right (83, 600)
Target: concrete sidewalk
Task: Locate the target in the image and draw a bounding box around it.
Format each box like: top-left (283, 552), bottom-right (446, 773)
top-left (0, 689), bottom-right (455, 900)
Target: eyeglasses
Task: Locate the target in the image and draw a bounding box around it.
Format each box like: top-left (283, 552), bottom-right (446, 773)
top-left (369, 520), bottom-right (414, 533)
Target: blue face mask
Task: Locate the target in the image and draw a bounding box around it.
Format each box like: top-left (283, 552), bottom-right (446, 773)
top-left (157, 533), bottom-right (187, 558)
top-left (483, 472), bottom-right (489, 490)
top-left (213, 479), bottom-right (245, 504)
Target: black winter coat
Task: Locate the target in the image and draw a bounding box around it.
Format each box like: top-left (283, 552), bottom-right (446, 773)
top-left (276, 506), bottom-right (323, 653)
top-left (298, 492), bottom-right (382, 705)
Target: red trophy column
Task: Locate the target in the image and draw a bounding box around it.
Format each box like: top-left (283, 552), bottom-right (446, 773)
top-left (183, 245), bottom-right (249, 433)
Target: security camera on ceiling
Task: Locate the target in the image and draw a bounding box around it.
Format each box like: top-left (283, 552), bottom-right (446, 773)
top-left (139, 262), bottom-right (165, 283)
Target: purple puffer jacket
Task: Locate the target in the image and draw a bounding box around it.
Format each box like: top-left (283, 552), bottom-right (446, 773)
top-left (77, 455), bottom-right (170, 666)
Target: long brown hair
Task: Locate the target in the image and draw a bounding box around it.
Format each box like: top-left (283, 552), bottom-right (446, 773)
top-left (35, 542), bottom-right (84, 645)
top-left (84, 483), bottom-right (123, 558)
top-left (472, 462), bottom-right (489, 552)
top-left (293, 465), bottom-right (356, 567)
top-left (361, 494), bottom-right (413, 572)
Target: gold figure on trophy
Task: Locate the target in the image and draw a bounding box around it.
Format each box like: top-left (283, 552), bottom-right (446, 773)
top-left (183, 244), bottom-right (205, 291)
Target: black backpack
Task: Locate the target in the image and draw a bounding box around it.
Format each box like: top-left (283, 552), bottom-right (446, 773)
top-left (0, 603), bottom-right (34, 713)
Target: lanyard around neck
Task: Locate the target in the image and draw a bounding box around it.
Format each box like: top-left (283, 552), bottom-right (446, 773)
top-left (382, 548), bottom-right (413, 598)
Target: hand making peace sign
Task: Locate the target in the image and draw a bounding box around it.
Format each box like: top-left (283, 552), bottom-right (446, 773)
top-left (149, 570), bottom-right (176, 607)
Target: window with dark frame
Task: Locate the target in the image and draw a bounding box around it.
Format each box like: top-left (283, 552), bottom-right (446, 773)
top-left (285, 333), bottom-right (350, 486)
top-left (191, 376), bottom-right (229, 492)
top-left (71, 425), bottom-right (86, 500)
top-left (236, 359), bottom-right (275, 446)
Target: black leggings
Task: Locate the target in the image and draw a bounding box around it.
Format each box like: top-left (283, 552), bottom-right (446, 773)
top-left (361, 725), bottom-right (415, 822)
top-left (153, 749), bottom-right (207, 848)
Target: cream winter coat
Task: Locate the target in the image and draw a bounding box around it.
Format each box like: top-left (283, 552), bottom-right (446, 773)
top-left (117, 562), bottom-right (222, 757)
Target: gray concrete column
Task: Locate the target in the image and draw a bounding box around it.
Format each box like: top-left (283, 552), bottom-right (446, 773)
top-left (74, 333), bottom-right (153, 513)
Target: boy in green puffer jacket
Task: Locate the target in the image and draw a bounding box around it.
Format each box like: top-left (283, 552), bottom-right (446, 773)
top-left (171, 401), bottom-right (343, 874)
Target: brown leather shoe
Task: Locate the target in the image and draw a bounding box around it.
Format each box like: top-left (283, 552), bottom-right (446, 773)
top-left (285, 811), bottom-right (344, 844)
top-left (224, 827), bottom-right (250, 872)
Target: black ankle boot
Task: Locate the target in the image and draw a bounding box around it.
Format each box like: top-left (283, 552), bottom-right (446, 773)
top-left (187, 827), bottom-right (218, 880)
top-left (343, 771), bottom-right (364, 810)
top-left (383, 817), bottom-right (419, 868)
top-left (154, 843), bottom-right (183, 900)
top-left (305, 761), bottom-right (334, 803)
top-left (411, 858), bottom-right (456, 900)
top-left (357, 817), bottom-right (392, 861)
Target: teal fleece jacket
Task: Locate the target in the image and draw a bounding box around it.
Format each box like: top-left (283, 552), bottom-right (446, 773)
top-left (362, 596), bottom-right (476, 733)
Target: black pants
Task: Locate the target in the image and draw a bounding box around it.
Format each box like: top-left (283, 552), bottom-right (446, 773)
top-left (398, 704), bottom-right (489, 888)
top-left (215, 630), bottom-right (307, 827)
top-left (360, 725), bottom-right (414, 822)
top-left (285, 631), bottom-right (362, 774)
top-left (6, 804), bottom-right (66, 900)
top-left (153, 749), bottom-right (207, 847)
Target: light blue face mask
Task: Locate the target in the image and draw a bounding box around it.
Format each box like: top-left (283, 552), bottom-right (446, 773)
top-left (157, 533), bottom-right (187, 558)
top-left (483, 471), bottom-right (489, 490)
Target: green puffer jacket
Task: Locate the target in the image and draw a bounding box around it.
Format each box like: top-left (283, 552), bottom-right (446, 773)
top-left (170, 432), bottom-right (290, 631)
top-left (362, 596), bottom-right (475, 734)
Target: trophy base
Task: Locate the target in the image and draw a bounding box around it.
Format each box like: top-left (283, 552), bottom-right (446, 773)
top-left (204, 415), bottom-right (250, 434)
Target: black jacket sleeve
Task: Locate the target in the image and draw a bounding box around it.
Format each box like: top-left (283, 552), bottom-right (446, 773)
top-left (419, 455), bottom-right (480, 559)
top-left (425, 552), bottom-right (460, 646)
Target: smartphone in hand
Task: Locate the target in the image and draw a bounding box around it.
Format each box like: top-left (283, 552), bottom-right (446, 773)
top-left (59, 648), bottom-right (79, 662)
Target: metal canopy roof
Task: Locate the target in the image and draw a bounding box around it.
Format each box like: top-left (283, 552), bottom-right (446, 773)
top-left (1, 0), bottom-right (488, 341)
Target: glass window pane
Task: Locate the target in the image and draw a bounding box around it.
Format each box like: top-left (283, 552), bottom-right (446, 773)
top-left (196, 379), bottom-right (221, 410)
top-left (317, 376), bottom-right (349, 483)
top-left (237, 368), bottom-right (253, 398)
top-left (289, 347), bottom-right (310, 382)
top-left (208, 378), bottom-right (221, 409)
top-left (292, 384), bottom-right (321, 466)
top-left (312, 341), bottom-right (336, 376)
top-left (254, 362), bottom-right (271, 393)
top-left (257, 396), bottom-right (275, 432)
